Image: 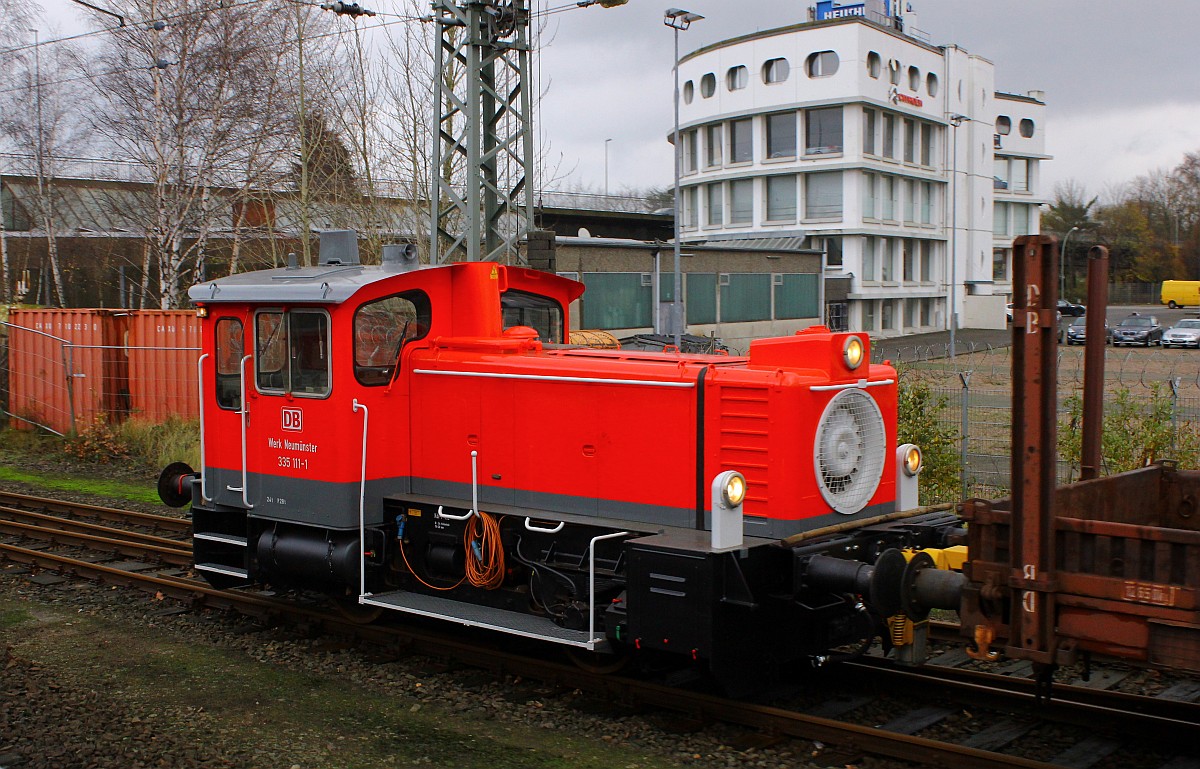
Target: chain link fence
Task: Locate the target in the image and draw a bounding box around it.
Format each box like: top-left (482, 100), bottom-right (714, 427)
top-left (895, 344), bottom-right (1200, 500)
top-left (2, 320), bottom-right (199, 436)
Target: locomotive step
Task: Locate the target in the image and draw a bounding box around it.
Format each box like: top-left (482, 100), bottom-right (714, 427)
top-left (195, 562), bottom-right (250, 579)
top-left (360, 590), bottom-right (609, 650)
top-left (194, 533), bottom-right (248, 546)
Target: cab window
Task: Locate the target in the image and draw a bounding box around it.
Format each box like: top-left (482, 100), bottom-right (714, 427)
top-left (501, 289), bottom-right (563, 343)
top-left (214, 318), bottom-right (244, 410)
top-left (353, 291), bottom-right (431, 386)
top-left (255, 309), bottom-right (331, 396)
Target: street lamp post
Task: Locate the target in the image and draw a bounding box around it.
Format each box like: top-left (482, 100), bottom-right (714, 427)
top-left (1061, 225), bottom-right (1079, 301)
top-left (947, 114), bottom-right (967, 358)
top-left (665, 7), bottom-right (702, 350)
top-left (604, 138), bottom-right (612, 196)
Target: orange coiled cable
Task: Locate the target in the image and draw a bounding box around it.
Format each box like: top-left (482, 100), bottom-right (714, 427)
top-left (464, 511), bottom-right (506, 590)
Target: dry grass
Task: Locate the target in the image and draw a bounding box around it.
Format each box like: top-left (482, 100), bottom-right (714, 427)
top-left (114, 416), bottom-right (200, 471)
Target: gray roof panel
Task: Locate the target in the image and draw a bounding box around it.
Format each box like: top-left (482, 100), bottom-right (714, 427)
top-left (189, 263), bottom-right (431, 304)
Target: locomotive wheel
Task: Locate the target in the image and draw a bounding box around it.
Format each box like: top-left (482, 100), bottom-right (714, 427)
top-left (565, 647), bottom-right (630, 675)
top-left (333, 597), bottom-right (384, 624)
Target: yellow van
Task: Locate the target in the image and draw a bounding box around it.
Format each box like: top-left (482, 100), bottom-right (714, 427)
top-left (1161, 280), bottom-right (1200, 309)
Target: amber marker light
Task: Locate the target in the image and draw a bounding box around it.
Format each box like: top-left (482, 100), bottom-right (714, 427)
top-left (843, 335), bottom-right (865, 370)
top-left (901, 444), bottom-right (923, 477)
top-left (195, 307), bottom-right (208, 318)
top-left (722, 472), bottom-right (747, 508)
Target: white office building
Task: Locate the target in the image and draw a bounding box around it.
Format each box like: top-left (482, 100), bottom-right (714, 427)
top-left (673, 0), bottom-right (1048, 336)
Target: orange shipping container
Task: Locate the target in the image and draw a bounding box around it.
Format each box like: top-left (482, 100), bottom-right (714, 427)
top-left (125, 311), bottom-right (201, 423)
top-left (7, 309), bottom-right (128, 434)
top-left (6, 309), bottom-right (200, 434)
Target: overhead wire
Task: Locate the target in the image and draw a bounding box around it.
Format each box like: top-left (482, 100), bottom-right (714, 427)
top-left (0, 0), bottom-right (292, 57)
top-left (0, 0), bottom-right (603, 102)
top-left (0, 6), bottom-right (428, 97)
top-left (0, 0), bottom-right (432, 60)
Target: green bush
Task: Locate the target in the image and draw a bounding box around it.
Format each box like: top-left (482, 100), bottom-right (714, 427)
top-left (897, 372), bottom-right (960, 505)
top-left (1058, 384), bottom-right (1200, 479)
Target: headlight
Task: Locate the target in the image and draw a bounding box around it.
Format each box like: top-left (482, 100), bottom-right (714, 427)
top-left (721, 472), bottom-right (747, 508)
top-left (901, 444), bottom-right (923, 477)
top-left (843, 336), bottom-right (865, 370)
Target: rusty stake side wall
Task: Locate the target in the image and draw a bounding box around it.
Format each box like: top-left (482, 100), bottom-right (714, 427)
top-left (960, 462), bottom-right (1200, 672)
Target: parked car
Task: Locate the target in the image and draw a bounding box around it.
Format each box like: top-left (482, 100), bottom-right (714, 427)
top-left (1064, 315), bottom-right (1110, 345)
top-left (1112, 314), bottom-right (1164, 347)
top-left (1057, 299), bottom-right (1087, 317)
top-left (1162, 318), bottom-right (1200, 348)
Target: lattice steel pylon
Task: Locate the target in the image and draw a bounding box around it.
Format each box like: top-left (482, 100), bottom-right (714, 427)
top-left (430, 0), bottom-right (535, 264)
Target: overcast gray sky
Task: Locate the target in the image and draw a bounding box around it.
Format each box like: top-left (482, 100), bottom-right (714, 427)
top-left (529, 0), bottom-right (1200, 202)
top-left (31, 0), bottom-right (1200, 203)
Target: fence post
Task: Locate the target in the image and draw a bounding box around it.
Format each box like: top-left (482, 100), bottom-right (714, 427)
top-left (62, 343), bottom-right (78, 436)
top-left (959, 370), bottom-right (972, 500)
top-left (1171, 376), bottom-right (1181, 455)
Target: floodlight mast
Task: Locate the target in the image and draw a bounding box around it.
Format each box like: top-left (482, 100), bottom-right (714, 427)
top-left (430, 0), bottom-right (535, 264)
top-left (664, 7), bottom-right (703, 348)
top-left (429, 0), bottom-right (628, 265)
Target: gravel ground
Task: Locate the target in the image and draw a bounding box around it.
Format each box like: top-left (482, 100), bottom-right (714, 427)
top-left (1, 566), bottom-right (857, 769)
top-left (0, 447), bottom-right (851, 769)
top-left (3, 442), bottom-right (1194, 769)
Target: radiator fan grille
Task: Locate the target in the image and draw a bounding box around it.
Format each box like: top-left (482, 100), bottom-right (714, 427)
top-left (813, 389), bottom-right (887, 514)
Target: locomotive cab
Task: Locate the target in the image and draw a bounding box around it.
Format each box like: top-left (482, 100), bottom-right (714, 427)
top-left (171, 233), bottom-right (964, 681)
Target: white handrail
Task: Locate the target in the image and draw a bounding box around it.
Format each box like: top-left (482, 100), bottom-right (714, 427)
top-left (226, 355), bottom-right (254, 509)
top-left (415, 369), bottom-right (695, 389)
top-left (436, 450), bottom-right (480, 521)
top-left (588, 531), bottom-right (629, 645)
top-left (809, 378), bottom-right (895, 392)
top-left (196, 353), bottom-right (210, 503)
top-left (353, 399), bottom-right (369, 599)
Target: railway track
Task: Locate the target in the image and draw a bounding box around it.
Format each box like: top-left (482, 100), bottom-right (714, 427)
top-left (0, 491), bottom-right (192, 566)
top-left (0, 490), bottom-right (191, 536)
top-left (1, 492), bottom-right (1198, 769)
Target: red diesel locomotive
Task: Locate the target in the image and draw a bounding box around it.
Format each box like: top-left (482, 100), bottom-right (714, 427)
top-left (162, 235), bottom-right (965, 679)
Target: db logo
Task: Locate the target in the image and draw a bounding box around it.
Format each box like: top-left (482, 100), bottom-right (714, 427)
top-left (281, 408), bottom-right (303, 432)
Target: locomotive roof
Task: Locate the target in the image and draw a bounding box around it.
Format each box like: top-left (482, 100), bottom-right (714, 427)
top-left (189, 262), bottom-right (432, 305)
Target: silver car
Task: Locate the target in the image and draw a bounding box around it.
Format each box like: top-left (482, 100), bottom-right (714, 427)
top-left (1163, 318), bottom-right (1200, 348)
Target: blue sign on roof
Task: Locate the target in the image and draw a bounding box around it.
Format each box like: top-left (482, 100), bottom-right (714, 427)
top-left (815, 1), bottom-right (866, 20)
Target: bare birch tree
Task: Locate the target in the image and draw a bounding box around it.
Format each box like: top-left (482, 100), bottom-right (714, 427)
top-left (0, 5), bottom-right (91, 305)
top-left (0, 0), bottom-right (39, 303)
top-left (87, 0), bottom-right (324, 306)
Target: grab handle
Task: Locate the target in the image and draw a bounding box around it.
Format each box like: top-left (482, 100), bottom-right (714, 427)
top-left (436, 505), bottom-right (474, 521)
top-left (524, 518), bottom-right (565, 534)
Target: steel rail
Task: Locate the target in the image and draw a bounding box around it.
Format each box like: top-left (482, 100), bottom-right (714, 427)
top-left (846, 657), bottom-right (1200, 739)
top-left (0, 521), bottom-right (193, 566)
top-left (0, 505), bottom-right (191, 550)
top-left (0, 489), bottom-right (191, 534)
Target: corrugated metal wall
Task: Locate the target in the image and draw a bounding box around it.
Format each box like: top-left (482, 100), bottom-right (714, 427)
top-left (5, 309), bottom-right (199, 434)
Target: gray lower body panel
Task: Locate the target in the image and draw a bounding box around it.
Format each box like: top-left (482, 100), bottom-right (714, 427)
top-left (205, 467), bottom-right (898, 540)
